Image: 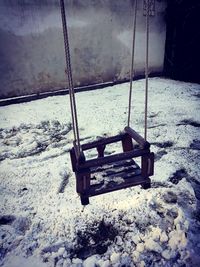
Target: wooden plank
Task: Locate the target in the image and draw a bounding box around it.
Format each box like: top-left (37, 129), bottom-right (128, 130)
top-left (91, 159), bottom-right (140, 178)
top-left (101, 167), bottom-right (141, 179)
top-left (88, 176), bottom-right (151, 197)
top-left (141, 152), bottom-right (154, 177)
top-left (122, 133), bottom-right (134, 152)
top-left (76, 169), bottom-right (90, 194)
top-left (77, 149), bottom-right (150, 170)
top-left (90, 159), bottom-right (135, 173)
top-left (81, 133), bottom-right (125, 151)
top-left (73, 140), bottom-right (79, 158)
top-left (70, 148), bottom-right (77, 172)
top-left (124, 127), bottom-right (150, 149)
top-left (96, 144), bottom-right (106, 158)
top-left (90, 159), bottom-right (141, 189)
top-left (91, 169), bottom-right (141, 185)
top-left (94, 165), bottom-right (139, 177)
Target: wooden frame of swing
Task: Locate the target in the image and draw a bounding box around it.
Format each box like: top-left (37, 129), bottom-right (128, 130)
top-left (70, 126), bottom-right (154, 205)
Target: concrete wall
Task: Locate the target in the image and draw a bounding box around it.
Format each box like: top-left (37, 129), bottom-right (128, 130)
top-left (0, 0), bottom-right (167, 98)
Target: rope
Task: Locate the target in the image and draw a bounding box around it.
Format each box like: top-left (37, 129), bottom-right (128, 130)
top-left (60, 0), bottom-right (81, 154)
top-left (127, 0), bottom-right (138, 127)
top-left (144, 0), bottom-right (150, 141)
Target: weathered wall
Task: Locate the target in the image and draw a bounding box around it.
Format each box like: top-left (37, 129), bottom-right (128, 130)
top-left (0, 0), bottom-right (167, 98)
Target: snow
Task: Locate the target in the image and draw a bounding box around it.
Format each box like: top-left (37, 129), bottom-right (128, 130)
top-left (0, 78), bottom-right (200, 267)
top-left (2, 255), bottom-right (47, 267)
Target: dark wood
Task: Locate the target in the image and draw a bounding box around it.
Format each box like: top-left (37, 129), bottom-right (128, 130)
top-left (122, 133), bottom-right (134, 152)
top-left (148, 152), bottom-right (154, 176)
top-left (77, 149), bottom-right (150, 170)
top-left (141, 152), bottom-right (154, 177)
top-left (90, 159), bottom-right (141, 181)
top-left (80, 159), bottom-right (149, 197)
top-left (89, 176), bottom-right (151, 197)
top-left (97, 144), bottom-right (106, 158)
top-left (81, 134), bottom-right (125, 151)
top-left (80, 195), bottom-right (89, 205)
top-left (141, 154), bottom-right (148, 178)
top-left (90, 159), bottom-right (140, 175)
top-left (70, 148), bottom-right (77, 172)
top-left (124, 127), bottom-right (150, 149)
top-left (73, 140), bottom-right (79, 158)
top-left (69, 128), bottom-right (154, 205)
top-left (76, 169), bottom-right (90, 194)
top-left (141, 181), bottom-right (151, 189)
top-left (78, 151), bottom-right (86, 165)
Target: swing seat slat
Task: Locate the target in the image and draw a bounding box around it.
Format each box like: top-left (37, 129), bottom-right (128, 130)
top-left (89, 158), bottom-right (150, 196)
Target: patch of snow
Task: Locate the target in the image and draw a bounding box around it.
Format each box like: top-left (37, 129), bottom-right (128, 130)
top-left (2, 255), bottom-right (47, 267)
top-left (0, 78), bottom-right (200, 266)
top-left (83, 255), bottom-right (99, 267)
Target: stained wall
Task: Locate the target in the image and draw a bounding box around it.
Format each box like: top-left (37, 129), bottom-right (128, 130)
top-left (0, 0), bottom-right (167, 98)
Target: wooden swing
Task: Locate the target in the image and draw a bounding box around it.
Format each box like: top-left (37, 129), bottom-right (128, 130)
top-left (60, 0), bottom-right (154, 205)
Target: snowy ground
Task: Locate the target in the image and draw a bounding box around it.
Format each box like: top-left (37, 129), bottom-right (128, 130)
top-left (0, 78), bottom-right (200, 267)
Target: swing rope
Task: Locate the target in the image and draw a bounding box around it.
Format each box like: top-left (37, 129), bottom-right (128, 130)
top-left (144, 0), bottom-right (150, 141)
top-left (127, 0), bottom-right (150, 141)
top-left (127, 0), bottom-right (138, 127)
top-left (60, 0), bottom-right (150, 153)
top-left (60, 0), bottom-right (81, 155)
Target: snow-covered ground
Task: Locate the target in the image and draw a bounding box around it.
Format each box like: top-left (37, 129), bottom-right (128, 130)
top-left (0, 78), bottom-right (200, 267)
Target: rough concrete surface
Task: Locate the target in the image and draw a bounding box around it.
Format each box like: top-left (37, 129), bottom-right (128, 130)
top-left (0, 0), bottom-right (167, 98)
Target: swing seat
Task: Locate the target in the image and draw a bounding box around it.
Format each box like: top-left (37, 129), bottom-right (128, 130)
top-left (70, 126), bottom-right (154, 205)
